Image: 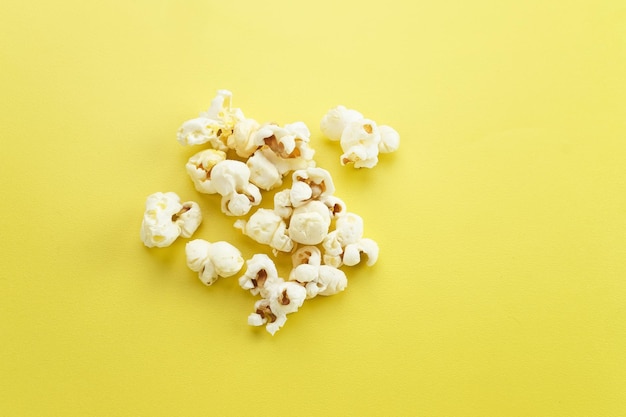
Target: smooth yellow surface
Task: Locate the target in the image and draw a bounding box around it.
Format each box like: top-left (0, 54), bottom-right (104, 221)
top-left (1, 1), bottom-right (625, 416)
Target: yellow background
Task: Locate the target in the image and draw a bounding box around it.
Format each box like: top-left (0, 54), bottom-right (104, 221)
top-left (1, 0), bottom-right (625, 415)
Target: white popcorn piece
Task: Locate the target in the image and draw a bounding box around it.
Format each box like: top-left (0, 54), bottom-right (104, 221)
top-left (322, 213), bottom-right (379, 267)
top-left (320, 195), bottom-right (347, 219)
top-left (228, 117), bottom-right (262, 158)
top-left (289, 263), bottom-right (347, 299)
top-left (320, 105), bottom-right (364, 141)
top-left (335, 213), bottom-right (364, 246)
top-left (234, 209), bottom-right (294, 253)
top-left (177, 90), bottom-right (244, 151)
top-left (253, 122), bottom-right (316, 176)
top-left (290, 167), bottom-right (335, 207)
top-left (140, 192), bottom-right (202, 248)
top-left (288, 200), bottom-right (331, 245)
top-left (291, 246), bottom-right (322, 268)
top-left (378, 125), bottom-right (400, 153)
top-left (246, 278), bottom-right (307, 335)
top-left (343, 238), bottom-right (379, 267)
top-left (238, 254), bottom-right (281, 298)
top-left (247, 149), bottom-right (283, 191)
top-left (210, 160), bottom-right (262, 216)
top-left (273, 189), bottom-right (293, 220)
top-left (340, 119), bottom-right (382, 169)
top-left (185, 239), bottom-right (244, 286)
top-left (176, 117), bottom-right (224, 148)
top-left (185, 149), bottom-right (228, 194)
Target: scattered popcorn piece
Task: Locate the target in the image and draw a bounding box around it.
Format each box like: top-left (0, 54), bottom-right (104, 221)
top-left (273, 189), bottom-right (293, 220)
top-left (186, 149), bottom-right (228, 194)
top-left (185, 239), bottom-right (244, 286)
top-left (378, 125), bottom-right (400, 153)
top-left (321, 106), bottom-right (400, 168)
top-left (340, 119), bottom-right (381, 169)
top-left (290, 167), bottom-right (335, 207)
top-left (177, 90), bottom-right (244, 151)
top-left (234, 209), bottom-right (294, 253)
top-left (288, 200), bottom-right (331, 245)
top-left (320, 105), bottom-right (364, 141)
top-left (291, 246), bottom-right (322, 268)
top-left (343, 238), bottom-right (379, 267)
top-left (238, 254), bottom-right (281, 297)
top-left (251, 281), bottom-right (307, 335)
top-left (247, 149), bottom-right (283, 191)
top-left (320, 195), bottom-right (347, 219)
top-left (140, 192), bottom-right (202, 248)
top-left (210, 160), bottom-right (262, 216)
top-left (253, 122), bottom-right (316, 176)
top-left (228, 117), bottom-right (262, 158)
top-left (322, 213), bottom-right (379, 267)
top-left (289, 263), bottom-right (347, 299)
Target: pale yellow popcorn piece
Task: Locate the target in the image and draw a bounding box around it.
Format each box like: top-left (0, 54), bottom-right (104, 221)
top-left (140, 192), bottom-right (202, 248)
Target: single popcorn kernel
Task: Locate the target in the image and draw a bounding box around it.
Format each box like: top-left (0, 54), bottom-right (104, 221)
top-left (185, 239), bottom-right (244, 286)
top-left (320, 105), bottom-right (399, 168)
top-left (140, 192), bottom-right (202, 248)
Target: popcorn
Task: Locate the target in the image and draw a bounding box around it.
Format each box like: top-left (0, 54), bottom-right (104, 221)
top-left (248, 280), bottom-right (307, 335)
top-left (140, 192), bottom-right (202, 248)
top-left (186, 149), bottom-right (227, 194)
top-left (247, 150), bottom-right (283, 191)
top-left (185, 239), bottom-right (244, 286)
top-left (253, 122), bottom-right (316, 175)
top-left (234, 209), bottom-right (294, 253)
top-left (322, 212), bottom-right (379, 268)
top-left (340, 119), bottom-right (381, 168)
top-left (320, 106), bottom-right (399, 168)
top-left (143, 90), bottom-right (393, 335)
top-left (241, 255), bottom-right (307, 335)
top-left (342, 237), bottom-right (379, 267)
top-left (273, 189), bottom-right (293, 220)
top-left (320, 105), bottom-right (364, 141)
top-left (177, 90), bottom-right (244, 151)
top-left (291, 246), bottom-right (322, 268)
top-left (228, 117), bottom-right (262, 158)
top-left (288, 200), bottom-right (331, 245)
top-left (290, 167), bottom-right (335, 207)
top-left (320, 195), bottom-right (347, 219)
top-left (210, 160), bottom-right (262, 216)
top-left (289, 264), bottom-right (347, 299)
top-left (378, 125), bottom-right (400, 153)
top-left (238, 254), bottom-right (281, 297)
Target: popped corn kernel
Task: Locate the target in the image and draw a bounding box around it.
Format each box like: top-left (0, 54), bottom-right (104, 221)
top-left (320, 105), bottom-right (364, 141)
top-left (291, 246), bottom-right (322, 268)
top-left (340, 119), bottom-right (381, 169)
top-left (210, 160), bottom-right (261, 216)
top-left (239, 254), bottom-right (280, 297)
top-left (273, 189), bottom-right (293, 220)
top-left (185, 149), bottom-right (227, 194)
top-left (177, 90), bottom-right (245, 151)
top-left (234, 209), bottom-right (294, 253)
top-left (343, 238), bottom-right (379, 267)
top-left (289, 263), bottom-right (347, 298)
top-left (378, 125), bottom-right (400, 153)
top-left (228, 117), bottom-right (262, 158)
top-left (185, 239), bottom-right (244, 286)
top-left (290, 167), bottom-right (335, 207)
top-left (287, 200), bottom-right (332, 245)
top-left (247, 149), bottom-right (283, 191)
top-left (140, 192), bottom-right (202, 248)
top-left (320, 195), bottom-right (347, 219)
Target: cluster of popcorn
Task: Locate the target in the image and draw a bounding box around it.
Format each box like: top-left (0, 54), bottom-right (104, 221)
top-left (179, 89), bottom-right (315, 217)
top-left (141, 90), bottom-right (394, 335)
top-left (320, 105), bottom-right (400, 168)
